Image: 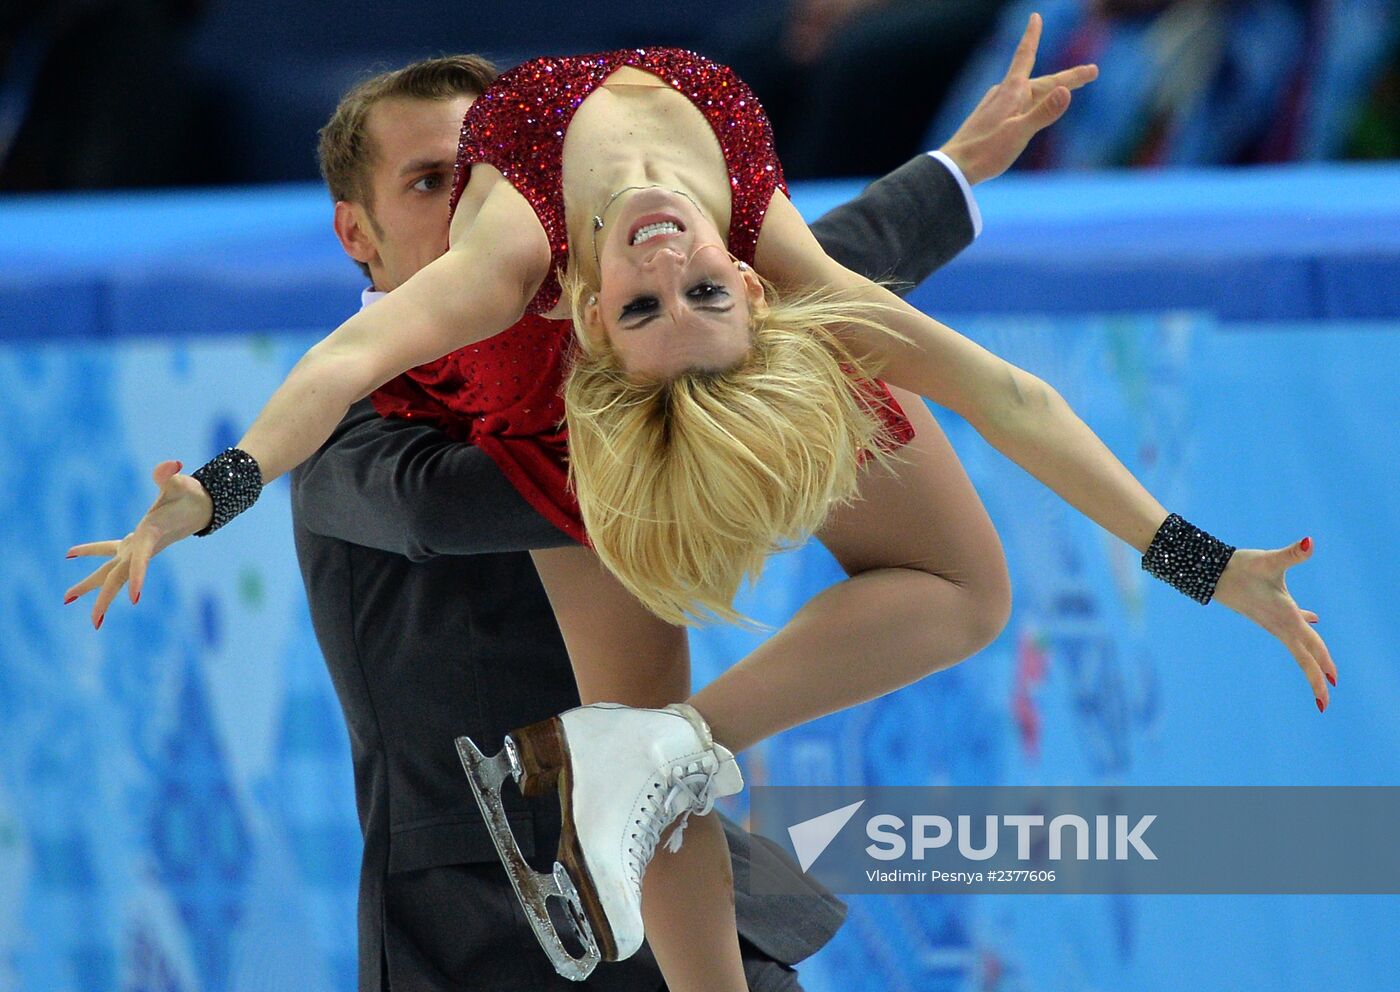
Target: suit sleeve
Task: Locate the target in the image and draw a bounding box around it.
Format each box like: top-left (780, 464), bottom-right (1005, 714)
top-left (291, 398), bottom-right (571, 560)
top-left (806, 152), bottom-right (975, 294)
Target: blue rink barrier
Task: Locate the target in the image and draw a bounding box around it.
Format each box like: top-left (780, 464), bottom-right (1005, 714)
top-left (2, 167), bottom-right (1398, 992)
top-left (3, 163), bottom-right (1400, 342)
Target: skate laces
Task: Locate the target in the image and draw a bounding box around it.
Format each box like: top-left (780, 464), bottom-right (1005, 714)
top-left (625, 752), bottom-right (722, 886)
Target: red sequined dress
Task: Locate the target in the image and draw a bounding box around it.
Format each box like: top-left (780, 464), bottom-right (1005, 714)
top-left (370, 47), bottom-right (914, 545)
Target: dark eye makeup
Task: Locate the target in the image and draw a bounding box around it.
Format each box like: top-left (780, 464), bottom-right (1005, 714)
top-left (619, 281), bottom-right (728, 322)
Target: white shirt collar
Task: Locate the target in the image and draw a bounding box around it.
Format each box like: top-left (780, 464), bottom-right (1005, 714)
top-left (360, 287), bottom-right (385, 311)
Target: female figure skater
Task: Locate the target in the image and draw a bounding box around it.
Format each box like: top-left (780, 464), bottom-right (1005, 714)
top-left (66, 18), bottom-right (1334, 990)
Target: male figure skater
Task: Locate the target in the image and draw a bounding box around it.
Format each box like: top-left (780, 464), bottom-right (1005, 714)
top-left (292, 41), bottom-right (1091, 991)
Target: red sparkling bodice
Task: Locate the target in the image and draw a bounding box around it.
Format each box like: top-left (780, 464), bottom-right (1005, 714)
top-left (449, 46), bottom-right (788, 314)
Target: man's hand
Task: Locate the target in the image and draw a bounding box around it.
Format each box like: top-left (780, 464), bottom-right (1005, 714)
top-left (938, 12), bottom-right (1099, 185)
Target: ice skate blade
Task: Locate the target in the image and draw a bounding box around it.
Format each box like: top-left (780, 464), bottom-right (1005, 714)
top-left (455, 735), bottom-right (603, 981)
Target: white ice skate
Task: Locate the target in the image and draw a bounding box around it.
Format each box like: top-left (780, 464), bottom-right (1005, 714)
top-left (455, 701), bottom-right (743, 981)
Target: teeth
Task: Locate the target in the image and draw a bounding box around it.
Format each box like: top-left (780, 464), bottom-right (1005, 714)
top-left (631, 222), bottom-right (681, 246)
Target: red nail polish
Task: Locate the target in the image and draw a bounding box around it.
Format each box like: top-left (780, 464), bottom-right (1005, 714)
top-left (1307, 618), bottom-right (1318, 624)
top-left (1316, 697), bottom-right (1325, 713)
top-left (1301, 536), bottom-right (1312, 552)
top-left (1326, 672), bottom-right (1336, 687)
top-left (133, 592), bottom-right (141, 606)
top-left (63, 594), bottom-right (76, 605)
top-left (65, 552), bottom-right (76, 559)
top-left (95, 614), bottom-right (104, 631)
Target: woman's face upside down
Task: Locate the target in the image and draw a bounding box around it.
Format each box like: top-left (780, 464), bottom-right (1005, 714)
top-left (584, 187), bottom-right (764, 381)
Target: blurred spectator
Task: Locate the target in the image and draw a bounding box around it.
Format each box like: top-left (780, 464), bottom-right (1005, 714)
top-left (720, 0), bottom-right (1012, 178)
top-left (1346, 33), bottom-right (1400, 159)
top-left (927, 0), bottom-right (1399, 170)
top-left (0, 0), bottom-right (206, 190)
top-left (2, 0), bottom-right (1394, 190)
top-left (1275, 0), bottom-right (1400, 159)
top-left (928, 0), bottom-right (1307, 168)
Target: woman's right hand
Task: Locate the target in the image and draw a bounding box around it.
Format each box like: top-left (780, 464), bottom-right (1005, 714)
top-left (63, 460), bottom-right (213, 629)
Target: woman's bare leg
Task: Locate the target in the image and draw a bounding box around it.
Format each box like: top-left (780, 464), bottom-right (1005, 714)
top-left (687, 386), bottom-right (1012, 753)
top-left (531, 547), bottom-right (749, 992)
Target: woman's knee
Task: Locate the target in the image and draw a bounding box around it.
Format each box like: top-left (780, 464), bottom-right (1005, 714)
top-left (969, 571), bottom-right (1013, 650)
top-left (905, 526), bottom-right (1012, 651)
top-left (918, 558), bottom-right (1012, 662)
top-left (949, 513), bottom-right (1013, 648)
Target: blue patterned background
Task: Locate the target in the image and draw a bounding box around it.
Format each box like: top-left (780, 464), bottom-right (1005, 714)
top-left (5, 170), bottom-right (1400, 990)
top-left (3, 335), bottom-right (361, 992)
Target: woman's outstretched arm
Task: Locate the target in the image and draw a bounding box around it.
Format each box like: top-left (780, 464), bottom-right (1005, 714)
top-left (754, 190), bottom-right (1338, 706)
top-left (65, 181), bottom-right (551, 620)
top-left (757, 189), bottom-right (1168, 552)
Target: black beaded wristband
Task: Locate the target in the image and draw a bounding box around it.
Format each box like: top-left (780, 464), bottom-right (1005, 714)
top-left (191, 447), bottom-right (263, 536)
top-left (1141, 512), bottom-right (1236, 605)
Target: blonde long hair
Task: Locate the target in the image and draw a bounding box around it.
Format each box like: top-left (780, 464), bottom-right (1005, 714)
top-left (561, 266), bottom-right (910, 627)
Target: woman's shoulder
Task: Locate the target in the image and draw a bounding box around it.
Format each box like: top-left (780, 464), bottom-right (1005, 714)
top-left (753, 188), bottom-right (838, 290)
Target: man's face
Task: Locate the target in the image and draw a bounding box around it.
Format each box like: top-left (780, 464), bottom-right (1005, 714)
top-left (340, 93), bottom-right (475, 292)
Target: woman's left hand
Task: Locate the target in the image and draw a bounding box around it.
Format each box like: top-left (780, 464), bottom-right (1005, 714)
top-left (63, 460), bottom-right (213, 629)
top-left (1208, 536), bottom-right (1338, 712)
